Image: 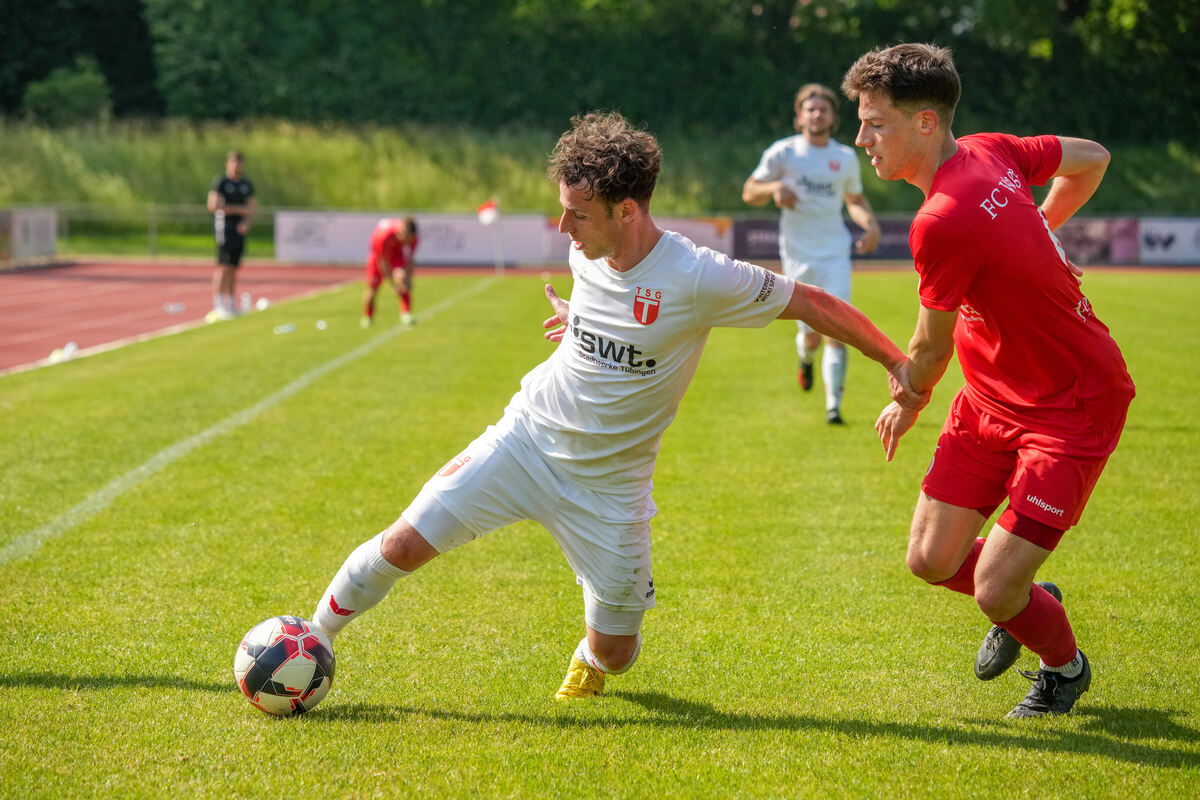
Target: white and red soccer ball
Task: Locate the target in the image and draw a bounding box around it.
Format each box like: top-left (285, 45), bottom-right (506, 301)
top-left (234, 616), bottom-right (335, 716)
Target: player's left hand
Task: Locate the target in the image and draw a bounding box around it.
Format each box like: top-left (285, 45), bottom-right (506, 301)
top-left (876, 401), bottom-right (919, 462)
top-left (543, 283), bottom-right (570, 342)
top-left (854, 228), bottom-right (881, 255)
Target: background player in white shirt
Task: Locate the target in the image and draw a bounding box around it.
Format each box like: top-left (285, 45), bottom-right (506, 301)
top-left (744, 84), bottom-right (881, 424)
top-left (312, 111), bottom-right (922, 701)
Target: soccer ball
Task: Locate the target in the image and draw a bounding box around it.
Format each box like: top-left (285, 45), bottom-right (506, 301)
top-left (233, 615), bottom-right (335, 716)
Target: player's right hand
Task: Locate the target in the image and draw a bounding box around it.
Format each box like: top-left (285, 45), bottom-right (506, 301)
top-left (543, 284), bottom-right (570, 343)
top-left (773, 185), bottom-right (799, 210)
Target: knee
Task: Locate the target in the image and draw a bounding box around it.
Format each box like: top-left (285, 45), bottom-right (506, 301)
top-left (906, 544), bottom-right (957, 584)
top-left (906, 507), bottom-right (969, 584)
top-left (973, 580), bottom-right (1027, 623)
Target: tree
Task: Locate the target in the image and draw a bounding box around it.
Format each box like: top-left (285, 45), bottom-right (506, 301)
top-left (0, 0), bottom-right (162, 117)
top-left (20, 56), bottom-right (112, 126)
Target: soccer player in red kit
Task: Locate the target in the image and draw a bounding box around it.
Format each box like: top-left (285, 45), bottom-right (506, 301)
top-left (363, 217), bottom-right (419, 328)
top-left (843, 43), bottom-right (1135, 718)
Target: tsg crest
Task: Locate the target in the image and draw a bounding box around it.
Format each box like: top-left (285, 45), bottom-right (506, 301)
top-left (633, 287), bottom-right (661, 325)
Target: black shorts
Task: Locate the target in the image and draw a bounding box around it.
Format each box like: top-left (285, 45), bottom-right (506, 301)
top-left (217, 230), bottom-right (246, 266)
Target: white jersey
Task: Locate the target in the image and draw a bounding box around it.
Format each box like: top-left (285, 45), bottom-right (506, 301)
top-left (505, 230), bottom-right (795, 513)
top-left (751, 136), bottom-right (863, 264)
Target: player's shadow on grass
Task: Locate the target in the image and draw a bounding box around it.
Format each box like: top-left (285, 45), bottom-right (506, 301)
top-left (321, 691), bottom-right (1199, 770)
top-left (0, 671), bottom-right (230, 694)
top-left (621, 691), bottom-right (1200, 769)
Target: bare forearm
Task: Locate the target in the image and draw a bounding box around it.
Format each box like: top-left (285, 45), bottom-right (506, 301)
top-left (783, 284), bottom-right (904, 368)
top-left (742, 179), bottom-right (779, 206)
top-left (846, 200), bottom-right (879, 239)
top-left (1042, 137), bottom-right (1109, 231)
top-left (907, 338), bottom-right (953, 393)
top-left (1042, 176), bottom-right (1101, 231)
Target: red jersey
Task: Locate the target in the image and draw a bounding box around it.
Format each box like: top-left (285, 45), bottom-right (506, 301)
top-left (367, 220), bottom-right (417, 271)
top-left (911, 133), bottom-right (1134, 433)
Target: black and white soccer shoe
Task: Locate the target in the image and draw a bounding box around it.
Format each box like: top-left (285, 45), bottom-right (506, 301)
top-left (1005, 650), bottom-right (1091, 719)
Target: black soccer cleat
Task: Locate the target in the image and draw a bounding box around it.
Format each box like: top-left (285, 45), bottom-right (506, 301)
top-left (798, 360), bottom-right (814, 391)
top-left (1005, 650), bottom-right (1091, 719)
top-left (826, 408), bottom-right (844, 425)
top-left (974, 581), bottom-right (1062, 680)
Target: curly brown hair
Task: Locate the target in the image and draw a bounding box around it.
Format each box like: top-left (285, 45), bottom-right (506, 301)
top-left (841, 43), bottom-right (961, 126)
top-left (547, 111), bottom-right (662, 213)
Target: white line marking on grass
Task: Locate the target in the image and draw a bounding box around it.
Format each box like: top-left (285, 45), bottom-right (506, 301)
top-left (0, 277), bottom-right (499, 567)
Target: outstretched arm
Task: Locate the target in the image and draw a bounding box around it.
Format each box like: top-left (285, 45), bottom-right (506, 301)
top-left (778, 282), bottom-right (926, 409)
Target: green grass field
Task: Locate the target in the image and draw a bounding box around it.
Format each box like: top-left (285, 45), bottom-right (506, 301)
top-left (1, 268), bottom-right (1197, 798)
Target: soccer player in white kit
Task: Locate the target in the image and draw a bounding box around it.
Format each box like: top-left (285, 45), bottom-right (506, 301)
top-left (312, 111), bottom-right (922, 700)
top-left (743, 84), bottom-right (881, 424)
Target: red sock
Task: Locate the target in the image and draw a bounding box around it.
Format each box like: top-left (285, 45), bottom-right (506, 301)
top-left (364, 301), bottom-right (375, 319)
top-left (400, 293), bottom-right (411, 313)
top-left (932, 537), bottom-right (985, 596)
top-left (995, 583), bottom-right (1077, 667)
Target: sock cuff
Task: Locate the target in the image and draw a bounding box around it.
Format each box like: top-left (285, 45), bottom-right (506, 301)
top-left (1041, 649), bottom-right (1083, 675)
top-left (363, 532), bottom-right (411, 580)
top-left (573, 633), bottom-right (642, 675)
top-left (574, 637), bottom-right (603, 672)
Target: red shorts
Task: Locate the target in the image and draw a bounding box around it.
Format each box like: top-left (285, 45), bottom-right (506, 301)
top-left (366, 257), bottom-right (411, 289)
top-left (922, 390), bottom-right (1128, 544)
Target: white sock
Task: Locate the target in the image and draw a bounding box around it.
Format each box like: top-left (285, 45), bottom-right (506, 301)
top-left (312, 532), bottom-right (410, 641)
top-left (822, 345), bottom-right (847, 411)
top-left (1041, 649), bottom-right (1083, 678)
top-left (573, 638), bottom-right (603, 671)
top-left (795, 329), bottom-right (812, 365)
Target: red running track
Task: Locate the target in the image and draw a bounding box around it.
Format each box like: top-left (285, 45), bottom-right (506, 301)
top-left (0, 260), bottom-right (360, 375)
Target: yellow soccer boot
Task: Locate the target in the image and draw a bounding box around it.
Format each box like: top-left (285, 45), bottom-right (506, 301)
top-left (555, 656), bottom-right (605, 700)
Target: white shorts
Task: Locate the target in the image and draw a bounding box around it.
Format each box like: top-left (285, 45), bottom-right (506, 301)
top-left (783, 256), bottom-right (851, 336)
top-left (401, 414), bottom-right (656, 634)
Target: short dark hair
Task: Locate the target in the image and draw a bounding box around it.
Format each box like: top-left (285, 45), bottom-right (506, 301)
top-left (841, 43), bottom-right (961, 125)
top-left (547, 111), bottom-right (662, 211)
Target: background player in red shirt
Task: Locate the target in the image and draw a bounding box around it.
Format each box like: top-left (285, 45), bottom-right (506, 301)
top-left (842, 43), bottom-right (1135, 719)
top-left (362, 217), bottom-right (418, 328)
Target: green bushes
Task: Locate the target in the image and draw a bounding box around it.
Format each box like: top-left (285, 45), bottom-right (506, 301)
top-left (20, 57), bottom-right (111, 127)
